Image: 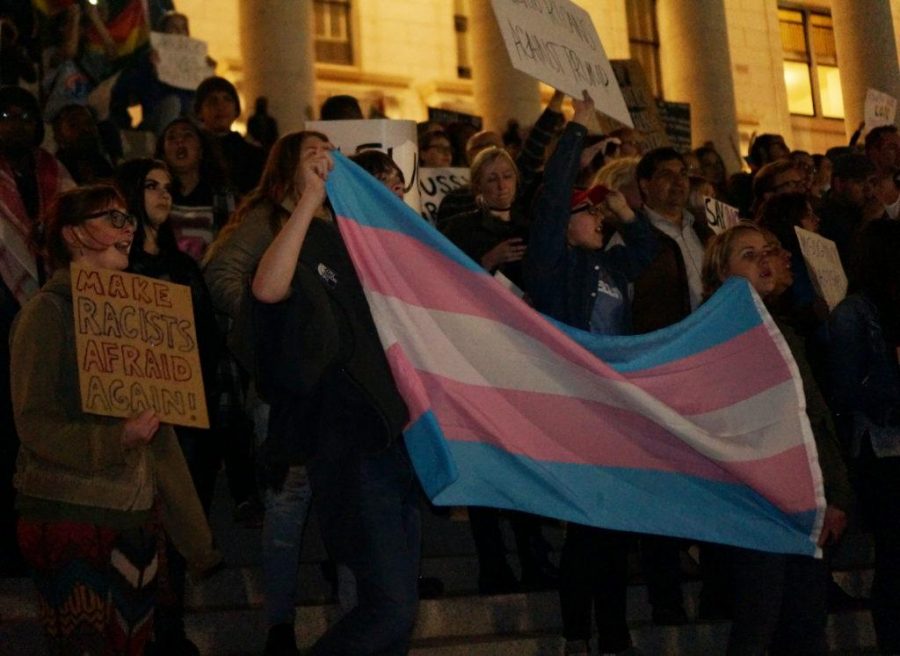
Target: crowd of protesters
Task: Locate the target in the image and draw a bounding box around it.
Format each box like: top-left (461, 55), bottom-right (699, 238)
top-left (2, 3), bottom-right (900, 656)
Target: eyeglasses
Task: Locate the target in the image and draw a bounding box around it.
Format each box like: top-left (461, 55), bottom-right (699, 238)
top-left (83, 209), bottom-right (138, 229)
top-left (425, 145), bottom-right (452, 154)
top-left (0, 110), bottom-right (35, 122)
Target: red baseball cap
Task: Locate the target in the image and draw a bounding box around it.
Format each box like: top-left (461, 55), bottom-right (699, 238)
top-left (570, 185), bottom-right (610, 213)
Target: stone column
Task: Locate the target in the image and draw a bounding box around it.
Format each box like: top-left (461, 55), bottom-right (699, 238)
top-left (468, 2), bottom-right (541, 133)
top-left (656, 0), bottom-right (742, 173)
top-left (831, 0), bottom-right (900, 135)
top-left (239, 0), bottom-right (316, 133)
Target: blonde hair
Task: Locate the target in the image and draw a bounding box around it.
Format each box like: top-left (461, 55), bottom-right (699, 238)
top-left (592, 156), bottom-right (640, 192)
top-left (469, 146), bottom-right (518, 191)
top-left (701, 222), bottom-right (765, 299)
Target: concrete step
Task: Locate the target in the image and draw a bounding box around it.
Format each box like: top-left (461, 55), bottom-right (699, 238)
top-left (0, 570), bottom-right (878, 655)
top-left (3, 567), bottom-right (872, 625)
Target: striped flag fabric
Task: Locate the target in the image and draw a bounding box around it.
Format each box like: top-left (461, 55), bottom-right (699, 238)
top-left (34, 0), bottom-right (149, 58)
top-left (325, 152), bottom-right (826, 557)
top-left (85, 0), bottom-right (149, 59)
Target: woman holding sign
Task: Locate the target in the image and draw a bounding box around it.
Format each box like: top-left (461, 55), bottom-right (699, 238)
top-left (9, 185), bottom-right (220, 655)
top-left (701, 223), bottom-right (850, 656)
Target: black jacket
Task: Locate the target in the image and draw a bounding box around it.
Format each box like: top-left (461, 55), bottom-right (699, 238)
top-left (254, 219), bottom-right (408, 477)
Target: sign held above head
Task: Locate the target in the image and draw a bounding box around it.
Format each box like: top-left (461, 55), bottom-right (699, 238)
top-left (489, 0), bottom-right (632, 127)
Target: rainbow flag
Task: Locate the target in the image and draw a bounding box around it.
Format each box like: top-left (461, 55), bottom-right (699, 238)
top-left (325, 153), bottom-right (826, 557)
top-left (34, 0), bottom-right (149, 58)
top-left (32, 0), bottom-right (76, 16)
top-left (85, 0), bottom-right (149, 59)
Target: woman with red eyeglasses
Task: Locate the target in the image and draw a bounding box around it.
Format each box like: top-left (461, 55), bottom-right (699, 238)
top-left (9, 185), bottom-right (219, 655)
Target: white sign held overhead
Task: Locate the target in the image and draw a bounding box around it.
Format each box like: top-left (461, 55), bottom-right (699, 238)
top-left (489, 0), bottom-right (632, 127)
top-left (307, 119), bottom-right (422, 211)
top-left (865, 88), bottom-right (897, 131)
top-left (794, 227), bottom-right (847, 311)
top-left (150, 32), bottom-right (215, 91)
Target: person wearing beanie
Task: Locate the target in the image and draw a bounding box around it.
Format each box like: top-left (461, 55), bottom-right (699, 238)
top-left (194, 76), bottom-right (265, 195)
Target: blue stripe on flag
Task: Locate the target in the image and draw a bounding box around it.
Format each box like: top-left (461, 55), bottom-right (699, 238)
top-left (548, 277), bottom-right (767, 373)
top-left (405, 432), bottom-right (818, 557)
top-left (327, 152), bottom-right (489, 277)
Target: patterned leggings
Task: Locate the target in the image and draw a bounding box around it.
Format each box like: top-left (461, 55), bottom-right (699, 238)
top-left (17, 517), bottom-right (159, 656)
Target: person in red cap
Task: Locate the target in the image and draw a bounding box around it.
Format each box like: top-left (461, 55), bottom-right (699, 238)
top-left (524, 92), bottom-right (658, 656)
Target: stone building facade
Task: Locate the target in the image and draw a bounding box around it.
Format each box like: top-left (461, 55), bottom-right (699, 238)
top-left (175, 0), bottom-right (900, 173)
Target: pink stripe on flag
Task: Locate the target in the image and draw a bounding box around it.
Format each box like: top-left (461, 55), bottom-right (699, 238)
top-left (339, 218), bottom-right (613, 374)
top-left (411, 367), bottom-right (816, 513)
top-left (386, 343), bottom-right (429, 424)
top-left (628, 325), bottom-right (794, 415)
top-left (370, 287), bottom-right (792, 416)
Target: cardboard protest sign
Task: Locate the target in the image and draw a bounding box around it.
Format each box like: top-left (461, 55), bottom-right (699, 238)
top-left (489, 0), bottom-right (631, 127)
top-left (428, 107), bottom-right (483, 130)
top-left (703, 196), bottom-right (740, 234)
top-left (71, 263), bottom-right (209, 429)
top-left (150, 32), bottom-right (215, 91)
top-left (307, 119), bottom-right (421, 211)
top-left (419, 167), bottom-right (470, 224)
top-left (595, 60), bottom-right (669, 150)
top-left (865, 88), bottom-right (897, 131)
top-left (656, 100), bottom-right (692, 153)
top-left (794, 227), bottom-right (847, 311)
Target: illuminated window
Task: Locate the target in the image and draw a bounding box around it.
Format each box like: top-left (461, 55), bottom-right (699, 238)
top-left (314, 0), bottom-right (353, 65)
top-left (626, 0), bottom-right (662, 98)
top-left (778, 7), bottom-right (844, 119)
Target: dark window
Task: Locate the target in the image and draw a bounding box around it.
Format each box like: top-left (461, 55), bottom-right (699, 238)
top-left (314, 0), bottom-right (353, 65)
top-left (626, 0), bottom-right (662, 99)
top-left (455, 0), bottom-right (471, 79)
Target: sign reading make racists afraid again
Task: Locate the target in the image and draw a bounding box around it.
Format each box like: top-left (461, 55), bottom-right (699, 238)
top-left (490, 0), bottom-right (631, 127)
top-left (71, 263), bottom-right (209, 429)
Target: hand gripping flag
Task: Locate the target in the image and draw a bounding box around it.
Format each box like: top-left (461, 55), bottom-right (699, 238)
top-left (325, 152), bottom-right (826, 557)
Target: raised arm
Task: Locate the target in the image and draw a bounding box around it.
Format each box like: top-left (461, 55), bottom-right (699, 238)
top-left (516, 89), bottom-right (565, 191)
top-left (252, 151), bottom-right (332, 303)
top-left (527, 92), bottom-right (595, 274)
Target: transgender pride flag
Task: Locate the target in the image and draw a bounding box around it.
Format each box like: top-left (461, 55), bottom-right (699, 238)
top-left (325, 153), bottom-right (826, 557)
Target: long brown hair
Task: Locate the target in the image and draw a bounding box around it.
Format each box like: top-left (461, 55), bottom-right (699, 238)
top-left (203, 130), bottom-right (328, 265)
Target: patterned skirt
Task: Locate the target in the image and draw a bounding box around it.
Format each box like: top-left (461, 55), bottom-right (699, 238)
top-left (17, 517), bottom-right (159, 656)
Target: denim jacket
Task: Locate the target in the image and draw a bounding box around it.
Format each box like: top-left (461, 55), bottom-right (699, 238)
top-left (524, 122), bottom-right (658, 332)
top-left (827, 293), bottom-right (900, 458)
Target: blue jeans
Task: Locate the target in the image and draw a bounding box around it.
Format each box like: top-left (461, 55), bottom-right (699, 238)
top-left (308, 442), bottom-right (420, 655)
top-left (262, 464), bottom-right (313, 626)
